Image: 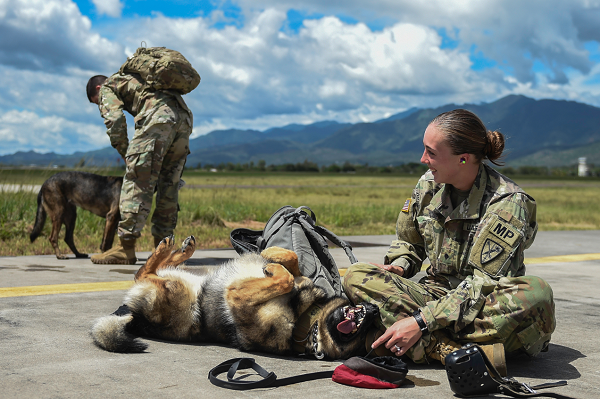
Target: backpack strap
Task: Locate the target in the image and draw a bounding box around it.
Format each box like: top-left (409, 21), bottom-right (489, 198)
top-left (314, 224), bottom-right (358, 264)
top-left (294, 205), bottom-right (317, 223)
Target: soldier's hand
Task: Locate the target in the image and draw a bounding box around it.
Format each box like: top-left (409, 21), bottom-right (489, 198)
top-left (372, 316), bottom-right (422, 357)
top-left (371, 263), bottom-right (404, 277)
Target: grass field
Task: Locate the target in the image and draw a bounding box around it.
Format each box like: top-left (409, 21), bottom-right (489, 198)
top-left (1, 167), bottom-right (599, 257)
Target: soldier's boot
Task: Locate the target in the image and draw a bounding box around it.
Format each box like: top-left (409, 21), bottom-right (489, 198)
top-left (364, 328), bottom-right (395, 357)
top-left (426, 331), bottom-right (507, 377)
top-left (90, 237), bottom-right (137, 265)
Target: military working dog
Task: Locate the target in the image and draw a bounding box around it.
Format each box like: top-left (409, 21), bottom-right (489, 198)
top-left (30, 171), bottom-right (122, 259)
top-left (91, 235), bottom-right (378, 359)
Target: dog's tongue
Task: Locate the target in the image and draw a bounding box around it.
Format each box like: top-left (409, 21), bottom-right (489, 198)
top-left (337, 319), bottom-right (356, 334)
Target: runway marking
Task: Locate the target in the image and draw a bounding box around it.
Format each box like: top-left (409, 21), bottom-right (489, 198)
top-left (2, 253), bottom-right (599, 298)
top-left (524, 253), bottom-right (600, 264)
top-left (338, 253), bottom-right (600, 276)
top-left (0, 281), bottom-right (134, 298)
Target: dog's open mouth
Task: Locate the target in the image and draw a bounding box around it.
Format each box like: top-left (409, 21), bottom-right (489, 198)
top-left (336, 305), bottom-right (367, 335)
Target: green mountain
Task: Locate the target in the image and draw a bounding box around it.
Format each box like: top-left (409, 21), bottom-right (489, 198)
top-left (2, 95), bottom-right (599, 168)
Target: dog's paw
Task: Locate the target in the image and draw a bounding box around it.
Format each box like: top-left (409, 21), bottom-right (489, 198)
top-left (181, 236), bottom-right (196, 254)
top-left (260, 247), bottom-right (300, 277)
top-left (156, 235), bottom-right (175, 255)
top-left (262, 264), bottom-right (275, 277)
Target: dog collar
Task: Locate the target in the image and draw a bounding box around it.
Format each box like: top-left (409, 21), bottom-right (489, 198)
top-left (292, 303), bottom-right (324, 355)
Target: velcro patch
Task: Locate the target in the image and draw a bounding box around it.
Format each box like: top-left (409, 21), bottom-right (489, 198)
top-left (481, 239), bottom-right (504, 264)
top-left (489, 219), bottom-right (519, 246)
top-left (401, 198), bottom-right (412, 213)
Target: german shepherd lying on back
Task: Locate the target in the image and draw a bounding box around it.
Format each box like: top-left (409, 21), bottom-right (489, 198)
top-left (30, 172), bottom-right (122, 259)
top-left (91, 236), bottom-right (378, 359)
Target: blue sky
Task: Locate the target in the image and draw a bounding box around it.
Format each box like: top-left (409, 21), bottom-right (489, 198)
top-left (2, 0), bottom-right (600, 155)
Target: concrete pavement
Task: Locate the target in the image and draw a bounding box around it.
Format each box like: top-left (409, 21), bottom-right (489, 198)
top-left (1, 231), bottom-right (599, 398)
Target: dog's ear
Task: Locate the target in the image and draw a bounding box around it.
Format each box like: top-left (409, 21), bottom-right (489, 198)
top-left (260, 247), bottom-right (300, 277)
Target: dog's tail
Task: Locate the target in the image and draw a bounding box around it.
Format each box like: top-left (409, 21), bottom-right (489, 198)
top-left (30, 189), bottom-right (46, 243)
top-left (91, 313), bottom-right (148, 353)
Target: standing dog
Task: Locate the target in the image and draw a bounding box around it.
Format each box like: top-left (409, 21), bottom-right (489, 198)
top-left (91, 236), bottom-right (378, 359)
top-left (30, 171), bottom-right (122, 259)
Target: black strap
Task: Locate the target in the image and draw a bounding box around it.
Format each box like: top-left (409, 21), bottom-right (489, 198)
top-left (208, 358), bottom-right (333, 390)
top-left (475, 345), bottom-right (572, 399)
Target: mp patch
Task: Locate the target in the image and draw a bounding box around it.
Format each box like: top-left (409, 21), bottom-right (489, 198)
top-left (481, 238), bottom-right (504, 264)
top-left (489, 219), bottom-right (520, 246)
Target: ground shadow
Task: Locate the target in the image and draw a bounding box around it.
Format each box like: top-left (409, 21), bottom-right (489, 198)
top-left (184, 257), bottom-right (235, 266)
top-left (506, 344), bottom-right (583, 380)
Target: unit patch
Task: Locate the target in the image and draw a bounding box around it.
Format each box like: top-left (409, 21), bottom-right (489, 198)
top-left (481, 239), bottom-right (504, 264)
top-left (468, 212), bottom-right (525, 277)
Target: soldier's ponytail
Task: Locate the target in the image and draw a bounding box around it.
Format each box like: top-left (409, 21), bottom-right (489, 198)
top-left (430, 109), bottom-right (505, 166)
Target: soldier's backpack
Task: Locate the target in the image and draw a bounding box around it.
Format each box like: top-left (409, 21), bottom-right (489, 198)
top-left (230, 205), bottom-right (358, 299)
top-left (119, 46), bottom-right (201, 94)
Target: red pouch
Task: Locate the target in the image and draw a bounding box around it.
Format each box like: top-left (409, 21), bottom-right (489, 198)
top-left (332, 356), bottom-right (408, 389)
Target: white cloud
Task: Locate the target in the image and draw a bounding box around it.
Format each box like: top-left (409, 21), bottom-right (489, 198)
top-left (0, 109), bottom-right (106, 155)
top-left (91, 0), bottom-right (123, 18)
top-left (2, 0), bottom-right (600, 155)
top-left (0, 0), bottom-right (122, 73)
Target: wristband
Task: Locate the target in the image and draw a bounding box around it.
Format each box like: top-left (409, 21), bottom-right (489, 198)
top-left (412, 309), bottom-right (429, 334)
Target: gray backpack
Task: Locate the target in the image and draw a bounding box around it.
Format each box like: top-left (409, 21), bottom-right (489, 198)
top-left (230, 206), bottom-right (357, 299)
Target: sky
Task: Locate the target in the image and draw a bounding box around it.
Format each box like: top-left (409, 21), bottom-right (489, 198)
top-left (2, 0), bottom-right (600, 155)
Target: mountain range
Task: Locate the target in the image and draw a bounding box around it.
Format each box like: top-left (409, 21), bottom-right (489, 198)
top-left (2, 95), bottom-right (599, 168)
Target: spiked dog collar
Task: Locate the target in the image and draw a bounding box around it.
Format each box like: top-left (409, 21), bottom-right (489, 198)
top-left (292, 303), bottom-right (324, 356)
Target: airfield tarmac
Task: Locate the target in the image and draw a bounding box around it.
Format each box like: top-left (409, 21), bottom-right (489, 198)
top-left (1, 230), bottom-right (599, 399)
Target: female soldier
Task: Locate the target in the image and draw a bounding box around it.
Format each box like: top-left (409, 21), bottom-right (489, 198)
top-left (343, 109), bottom-right (555, 374)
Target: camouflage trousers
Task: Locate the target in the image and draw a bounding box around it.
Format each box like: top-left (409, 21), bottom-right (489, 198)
top-left (343, 263), bottom-right (556, 364)
top-left (118, 100), bottom-right (193, 240)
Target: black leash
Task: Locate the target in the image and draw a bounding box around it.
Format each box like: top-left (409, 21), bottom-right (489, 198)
top-left (208, 358), bottom-right (333, 390)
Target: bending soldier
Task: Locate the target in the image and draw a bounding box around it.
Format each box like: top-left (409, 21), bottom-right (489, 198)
top-left (86, 70), bottom-right (193, 265)
top-left (343, 109), bottom-right (555, 374)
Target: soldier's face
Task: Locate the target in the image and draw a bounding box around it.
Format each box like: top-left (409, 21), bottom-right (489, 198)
top-left (420, 124), bottom-right (462, 186)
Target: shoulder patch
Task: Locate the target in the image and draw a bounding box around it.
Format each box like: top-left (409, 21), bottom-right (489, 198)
top-left (489, 219), bottom-right (519, 246)
top-left (401, 198), bottom-right (412, 213)
top-left (481, 239), bottom-right (504, 264)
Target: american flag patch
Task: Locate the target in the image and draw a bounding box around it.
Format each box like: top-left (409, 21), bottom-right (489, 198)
top-left (401, 198), bottom-right (412, 213)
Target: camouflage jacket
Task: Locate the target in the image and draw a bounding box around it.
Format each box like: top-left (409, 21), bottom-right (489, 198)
top-left (98, 73), bottom-right (191, 158)
top-left (385, 164), bottom-right (538, 287)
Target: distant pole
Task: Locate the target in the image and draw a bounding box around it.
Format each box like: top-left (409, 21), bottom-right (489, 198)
top-left (578, 157), bottom-right (588, 177)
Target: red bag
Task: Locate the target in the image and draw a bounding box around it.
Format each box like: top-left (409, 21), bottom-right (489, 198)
top-left (332, 356), bottom-right (408, 389)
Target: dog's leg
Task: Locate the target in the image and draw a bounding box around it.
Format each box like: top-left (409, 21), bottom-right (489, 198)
top-left (133, 236), bottom-right (196, 285)
top-left (160, 236), bottom-right (196, 267)
top-left (63, 203), bottom-right (87, 258)
top-left (101, 208), bottom-right (119, 252)
top-left (134, 235), bottom-right (177, 282)
top-left (260, 247), bottom-right (301, 277)
top-left (45, 203), bottom-right (67, 260)
top-left (226, 263), bottom-right (295, 306)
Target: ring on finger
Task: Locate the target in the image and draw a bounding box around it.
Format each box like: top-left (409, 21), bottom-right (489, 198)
top-left (394, 344), bottom-right (401, 352)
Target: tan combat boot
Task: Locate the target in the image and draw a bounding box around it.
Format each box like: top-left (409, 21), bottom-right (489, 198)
top-left (91, 237), bottom-right (137, 265)
top-left (426, 331), bottom-right (507, 376)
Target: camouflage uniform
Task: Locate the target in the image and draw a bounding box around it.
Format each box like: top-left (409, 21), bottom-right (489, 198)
top-left (343, 164), bottom-right (555, 363)
top-left (98, 73), bottom-right (193, 240)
